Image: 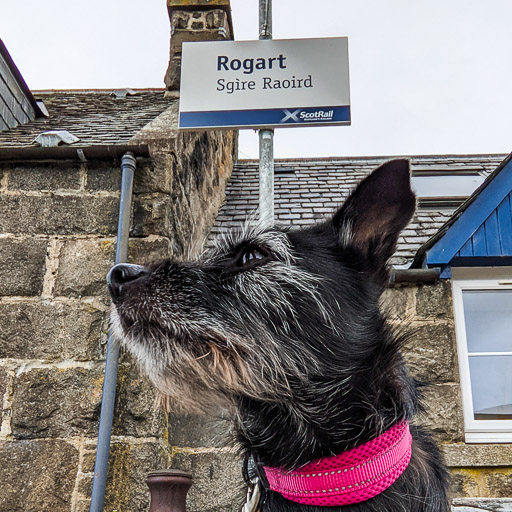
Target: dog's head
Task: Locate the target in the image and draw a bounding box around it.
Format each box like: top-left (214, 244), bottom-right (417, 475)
top-left (109, 159), bottom-right (415, 413)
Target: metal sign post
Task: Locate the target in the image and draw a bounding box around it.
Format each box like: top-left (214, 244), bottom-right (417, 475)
top-left (259, 0), bottom-right (274, 224)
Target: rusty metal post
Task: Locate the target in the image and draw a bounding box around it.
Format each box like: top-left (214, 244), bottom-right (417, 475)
top-left (147, 469), bottom-right (193, 512)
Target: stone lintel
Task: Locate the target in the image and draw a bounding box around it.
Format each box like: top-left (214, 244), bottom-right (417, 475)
top-left (442, 443), bottom-right (512, 467)
top-left (452, 498), bottom-right (512, 511)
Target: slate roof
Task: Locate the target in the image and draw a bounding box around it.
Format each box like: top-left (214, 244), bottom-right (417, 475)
top-left (0, 89), bottom-right (172, 147)
top-left (211, 155), bottom-right (507, 266)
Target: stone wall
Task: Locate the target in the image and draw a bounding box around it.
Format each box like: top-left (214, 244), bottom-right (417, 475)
top-left (382, 281), bottom-right (512, 501)
top-left (0, 121), bottom-right (236, 512)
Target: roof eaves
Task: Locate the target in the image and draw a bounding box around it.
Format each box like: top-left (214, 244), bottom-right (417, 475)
top-left (31, 88), bottom-right (166, 95)
top-left (236, 154), bottom-right (508, 165)
top-left (0, 144), bottom-right (151, 161)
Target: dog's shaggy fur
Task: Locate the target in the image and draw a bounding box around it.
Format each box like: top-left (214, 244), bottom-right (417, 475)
top-left (109, 159), bottom-right (450, 511)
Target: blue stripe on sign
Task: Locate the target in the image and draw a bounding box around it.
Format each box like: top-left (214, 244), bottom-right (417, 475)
top-left (179, 106), bottom-right (350, 128)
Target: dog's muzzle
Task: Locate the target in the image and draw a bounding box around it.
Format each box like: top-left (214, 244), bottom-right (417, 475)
top-left (107, 263), bottom-right (147, 301)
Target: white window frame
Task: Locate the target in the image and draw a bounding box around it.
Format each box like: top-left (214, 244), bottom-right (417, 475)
top-left (452, 268), bottom-right (512, 443)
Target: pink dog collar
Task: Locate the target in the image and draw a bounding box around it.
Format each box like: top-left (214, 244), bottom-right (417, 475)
top-left (263, 421), bottom-right (412, 507)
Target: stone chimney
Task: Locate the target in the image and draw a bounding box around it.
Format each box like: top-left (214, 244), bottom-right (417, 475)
top-left (164, 0), bottom-right (234, 96)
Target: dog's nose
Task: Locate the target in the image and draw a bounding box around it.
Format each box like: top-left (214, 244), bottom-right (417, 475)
top-left (107, 263), bottom-right (147, 300)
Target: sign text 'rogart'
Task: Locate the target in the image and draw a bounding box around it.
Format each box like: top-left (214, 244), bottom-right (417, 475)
top-left (179, 38), bottom-right (350, 130)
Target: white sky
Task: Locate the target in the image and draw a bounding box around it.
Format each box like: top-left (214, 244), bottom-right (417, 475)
top-left (1, 0), bottom-right (511, 158)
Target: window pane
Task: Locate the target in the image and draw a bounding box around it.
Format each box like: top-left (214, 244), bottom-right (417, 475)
top-left (469, 355), bottom-right (512, 420)
top-left (411, 176), bottom-right (484, 198)
top-left (462, 290), bottom-right (512, 353)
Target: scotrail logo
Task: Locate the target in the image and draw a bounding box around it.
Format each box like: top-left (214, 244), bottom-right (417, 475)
top-left (280, 109), bottom-right (334, 123)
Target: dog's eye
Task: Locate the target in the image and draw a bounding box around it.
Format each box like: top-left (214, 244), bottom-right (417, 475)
top-left (242, 249), bottom-right (265, 265)
top-left (236, 247), bottom-right (270, 269)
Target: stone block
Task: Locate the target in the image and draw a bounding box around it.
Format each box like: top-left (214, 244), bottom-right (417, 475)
top-left (485, 469), bottom-right (512, 498)
top-left (82, 441), bottom-right (169, 512)
top-left (171, 450), bottom-right (245, 512)
top-left (0, 367), bottom-right (8, 425)
top-left (403, 323), bottom-right (457, 383)
top-left (54, 238), bottom-right (115, 298)
top-left (0, 366), bottom-right (6, 398)
top-left (206, 9), bottom-right (228, 29)
top-left (7, 161), bottom-right (82, 191)
top-left (380, 287), bottom-right (415, 323)
top-left (112, 361), bottom-right (167, 438)
top-left (0, 238), bottom-right (47, 296)
top-left (11, 365), bottom-right (104, 439)
top-left (129, 237), bottom-right (173, 265)
top-left (70, 500), bottom-right (90, 512)
top-left (452, 498), bottom-right (512, 511)
top-left (0, 300), bottom-right (106, 360)
top-left (449, 468), bottom-right (486, 498)
top-left (169, 411), bottom-right (233, 448)
top-left (442, 444), bottom-right (512, 467)
top-left (449, 468), bottom-right (512, 499)
top-left (0, 238), bottom-right (48, 296)
top-left (0, 439), bottom-right (78, 512)
top-left (0, 195), bottom-right (119, 235)
top-left (417, 383), bottom-right (464, 443)
top-left (132, 194), bottom-right (175, 239)
top-left (165, 51), bottom-right (182, 92)
top-left (133, 156), bottom-right (173, 194)
top-left (11, 360), bottom-right (165, 441)
top-left (76, 472), bottom-right (93, 499)
top-left (54, 237), bottom-right (171, 297)
top-left (85, 160), bottom-right (122, 192)
top-left (416, 281), bottom-right (453, 319)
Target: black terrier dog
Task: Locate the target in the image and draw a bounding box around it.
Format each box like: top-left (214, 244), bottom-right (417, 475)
top-left (108, 159), bottom-right (450, 511)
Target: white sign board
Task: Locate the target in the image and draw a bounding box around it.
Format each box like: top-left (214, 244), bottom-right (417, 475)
top-left (179, 38), bottom-right (350, 130)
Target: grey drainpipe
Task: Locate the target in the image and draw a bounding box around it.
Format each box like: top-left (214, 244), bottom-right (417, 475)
top-left (90, 152), bottom-right (137, 512)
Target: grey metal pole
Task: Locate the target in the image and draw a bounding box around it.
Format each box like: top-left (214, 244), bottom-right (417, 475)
top-left (259, 0), bottom-right (274, 225)
top-left (90, 152), bottom-right (137, 512)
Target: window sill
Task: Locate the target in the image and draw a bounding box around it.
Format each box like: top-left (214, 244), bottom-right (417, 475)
top-left (464, 431), bottom-right (512, 443)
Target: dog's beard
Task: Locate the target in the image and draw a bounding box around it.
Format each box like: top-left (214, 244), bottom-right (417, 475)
top-left (111, 307), bottom-right (251, 413)
top-left (110, 253), bottom-right (344, 415)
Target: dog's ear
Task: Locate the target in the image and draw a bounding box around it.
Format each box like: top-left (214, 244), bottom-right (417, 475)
top-left (333, 159), bottom-right (415, 274)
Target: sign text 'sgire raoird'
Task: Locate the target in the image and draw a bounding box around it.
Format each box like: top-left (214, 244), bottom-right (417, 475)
top-left (179, 38), bottom-right (350, 130)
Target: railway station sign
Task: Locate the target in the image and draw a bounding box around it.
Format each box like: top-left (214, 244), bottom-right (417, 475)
top-left (179, 38), bottom-right (350, 130)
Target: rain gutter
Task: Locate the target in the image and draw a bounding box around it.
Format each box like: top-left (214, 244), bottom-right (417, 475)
top-left (0, 144), bottom-right (150, 161)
